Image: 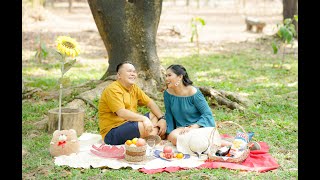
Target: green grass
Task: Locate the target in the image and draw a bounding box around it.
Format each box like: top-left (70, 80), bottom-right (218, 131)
top-left (22, 37), bottom-right (298, 179)
top-left (23, 60), bottom-right (107, 91)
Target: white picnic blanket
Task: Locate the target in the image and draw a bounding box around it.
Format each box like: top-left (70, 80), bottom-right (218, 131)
top-left (54, 133), bottom-right (206, 170)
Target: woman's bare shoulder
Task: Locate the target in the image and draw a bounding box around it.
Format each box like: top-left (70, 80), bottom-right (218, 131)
top-left (166, 88), bottom-right (173, 94)
top-left (189, 86), bottom-right (197, 95)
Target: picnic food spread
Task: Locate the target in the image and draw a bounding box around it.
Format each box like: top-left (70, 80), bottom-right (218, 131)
top-left (229, 132), bottom-right (248, 157)
top-left (157, 146), bottom-right (186, 161)
top-left (215, 146), bottom-right (231, 156)
top-left (125, 138), bottom-right (147, 162)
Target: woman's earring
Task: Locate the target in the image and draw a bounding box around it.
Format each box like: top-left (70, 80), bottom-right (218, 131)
top-left (175, 80), bottom-right (181, 86)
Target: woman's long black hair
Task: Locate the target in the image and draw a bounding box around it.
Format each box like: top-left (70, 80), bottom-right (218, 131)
top-left (167, 64), bottom-right (193, 86)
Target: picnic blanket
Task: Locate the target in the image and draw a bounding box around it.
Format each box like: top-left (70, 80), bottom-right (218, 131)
top-left (54, 133), bottom-right (279, 173)
top-left (140, 141), bottom-right (280, 174)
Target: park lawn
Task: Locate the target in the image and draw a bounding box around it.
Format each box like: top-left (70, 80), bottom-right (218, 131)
top-left (22, 37), bottom-right (298, 179)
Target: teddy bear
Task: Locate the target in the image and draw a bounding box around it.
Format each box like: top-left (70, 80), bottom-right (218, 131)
top-left (49, 129), bottom-right (80, 157)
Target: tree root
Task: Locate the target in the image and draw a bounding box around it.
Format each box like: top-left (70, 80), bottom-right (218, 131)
top-left (74, 96), bottom-right (97, 110)
top-left (199, 86), bottom-right (252, 111)
top-left (22, 87), bottom-right (43, 99)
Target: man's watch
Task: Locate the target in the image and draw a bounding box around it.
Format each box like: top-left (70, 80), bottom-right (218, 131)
top-left (158, 115), bottom-right (166, 121)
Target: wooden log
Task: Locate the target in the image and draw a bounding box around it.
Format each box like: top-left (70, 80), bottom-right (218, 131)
top-left (47, 107), bottom-right (84, 135)
top-left (22, 87), bottom-right (43, 99)
top-left (199, 86), bottom-right (250, 111)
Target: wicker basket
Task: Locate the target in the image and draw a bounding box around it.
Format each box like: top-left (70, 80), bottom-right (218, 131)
top-left (207, 121), bottom-right (250, 163)
top-left (124, 144), bottom-right (147, 162)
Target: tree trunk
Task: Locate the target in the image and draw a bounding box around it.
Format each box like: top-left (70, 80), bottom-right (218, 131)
top-left (283, 0), bottom-right (298, 19)
top-left (68, 0), bottom-right (73, 13)
top-left (283, 0), bottom-right (298, 34)
top-left (87, 0), bottom-right (165, 90)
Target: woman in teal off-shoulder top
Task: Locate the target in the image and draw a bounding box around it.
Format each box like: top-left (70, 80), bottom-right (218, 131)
top-left (164, 64), bottom-right (215, 145)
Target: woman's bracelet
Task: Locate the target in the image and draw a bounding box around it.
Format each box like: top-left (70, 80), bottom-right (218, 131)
top-left (158, 115), bottom-right (166, 121)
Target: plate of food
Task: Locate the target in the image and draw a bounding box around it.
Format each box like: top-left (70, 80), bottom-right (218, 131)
top-left (154, 146), bottom-right (190, 161)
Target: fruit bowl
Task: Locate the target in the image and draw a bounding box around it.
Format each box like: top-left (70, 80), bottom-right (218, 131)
top-left (124, 144), bottom-right (147, 162)
top-left (124, 143), bottom-right (147, 152)
top-left (154, 150), bottom-right (190, 161)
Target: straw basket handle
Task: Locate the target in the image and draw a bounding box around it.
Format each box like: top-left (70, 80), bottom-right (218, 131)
top-left (208, 121), bottom-right (250, 163)
top-left (209, 121), bottom-right (248, 143)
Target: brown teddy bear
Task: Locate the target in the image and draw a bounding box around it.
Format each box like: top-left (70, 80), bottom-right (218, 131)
top-left (49, 129), bottom-right (80, 157)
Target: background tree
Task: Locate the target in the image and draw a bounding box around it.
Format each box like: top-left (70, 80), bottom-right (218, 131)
top-left (83, 0), bottom-right (251, 110)
top-left (271, 16), bottom-right (297, 68)
top-left (190, 17), bottom-right (206, 56)
top-left (87, 0), bottom-right (164, 91)
top-left (283, 0), bottom-right (298, 34)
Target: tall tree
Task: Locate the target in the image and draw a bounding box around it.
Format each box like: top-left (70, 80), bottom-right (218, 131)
top-left (283, 0), bottom-right (298, 33)
top-left (87, 0), bottom-right (164, 90)
top-left (30, 0), bottom-right (252, 112)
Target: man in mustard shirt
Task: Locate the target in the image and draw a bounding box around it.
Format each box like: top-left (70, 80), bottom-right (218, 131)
top-left (98, 61), bottom-right (167, 145)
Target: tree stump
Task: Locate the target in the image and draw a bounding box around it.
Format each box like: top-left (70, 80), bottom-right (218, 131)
top-left (47, 107), bottom-right (85, 135)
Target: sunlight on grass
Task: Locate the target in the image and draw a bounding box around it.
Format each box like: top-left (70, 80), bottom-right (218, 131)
top-left (23, 59), bottom-right (108, 90)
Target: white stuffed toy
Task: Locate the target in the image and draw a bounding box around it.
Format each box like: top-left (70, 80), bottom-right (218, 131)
top-left (49, 129), bottom-right (80, 157)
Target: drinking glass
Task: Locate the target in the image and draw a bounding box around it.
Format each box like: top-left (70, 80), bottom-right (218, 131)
top-left (146, 139), bottom-right (156, 157)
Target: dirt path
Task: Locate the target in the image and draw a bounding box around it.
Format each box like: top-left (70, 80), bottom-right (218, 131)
top-left (22, 0), bottom-right (283, 62)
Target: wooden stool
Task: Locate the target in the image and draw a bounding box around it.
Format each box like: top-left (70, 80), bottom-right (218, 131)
top-left (245, 17), bottom-right (266, 33)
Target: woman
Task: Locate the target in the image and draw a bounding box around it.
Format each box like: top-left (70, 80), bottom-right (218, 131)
top-left (164, 64), bottom-right (215, 145)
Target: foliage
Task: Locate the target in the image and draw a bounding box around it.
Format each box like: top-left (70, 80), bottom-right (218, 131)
top-left (271, 15), bottom-right (297, 67)
top-left (137, 106), bottom-right (150, 115)
top-left (34, 36), bottom-right (48, 64)
top-left (190, 17), bottom-right (206, 55)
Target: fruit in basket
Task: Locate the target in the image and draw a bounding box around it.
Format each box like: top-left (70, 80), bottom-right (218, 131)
top-left (136, 138), bottom-right (146, 147)
top-left (132, 137), bottom-right (138, 144)
top-left (125, 140), bottom-right (133, 146)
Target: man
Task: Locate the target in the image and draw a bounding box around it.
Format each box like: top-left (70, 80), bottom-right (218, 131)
top-left (98, 61), bottom-right (167, 145)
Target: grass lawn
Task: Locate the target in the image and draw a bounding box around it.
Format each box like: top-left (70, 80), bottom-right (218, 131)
top-left (22, 36), bottom-right (298, 179)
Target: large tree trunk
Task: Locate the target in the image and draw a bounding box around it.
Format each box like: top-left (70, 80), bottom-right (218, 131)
top-left (283, 0), bottom-right (298, 35)
top-left (87, 0), bottom-right (164, 90)
top-left (283, 0), bottom-right (298, 19)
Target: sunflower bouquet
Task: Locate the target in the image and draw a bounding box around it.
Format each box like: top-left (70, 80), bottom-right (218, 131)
top-left (54, 36), bottom-right (81, 130)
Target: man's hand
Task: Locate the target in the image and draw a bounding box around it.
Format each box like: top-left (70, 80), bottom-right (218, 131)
top-left (156, 119), bottom-right (167, 136)
top-left (142, 116), bottom-right (153, 134)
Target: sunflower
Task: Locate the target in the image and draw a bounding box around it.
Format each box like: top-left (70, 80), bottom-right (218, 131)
top-left (56, 36), bottom-right (80, 58)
